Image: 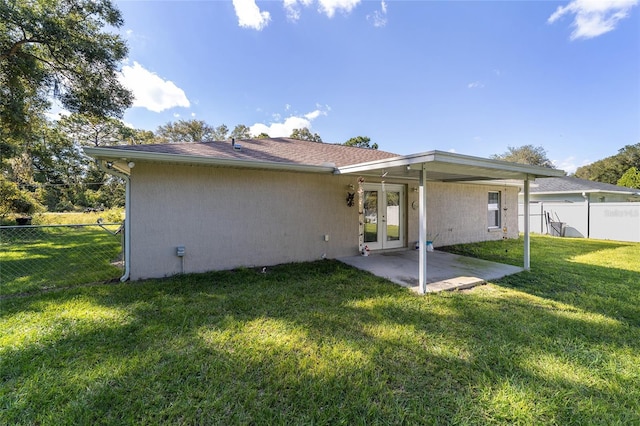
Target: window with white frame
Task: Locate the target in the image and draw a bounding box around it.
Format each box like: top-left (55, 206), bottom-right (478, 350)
top-left (488, 191), bottom-right (501, 229)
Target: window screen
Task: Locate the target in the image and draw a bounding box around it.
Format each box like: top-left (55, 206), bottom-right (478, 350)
top-left (488, 191), bottom-right (501, 228)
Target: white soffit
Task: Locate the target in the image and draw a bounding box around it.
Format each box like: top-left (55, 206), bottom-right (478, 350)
top-left (336, 150), bottom-right (566, 182)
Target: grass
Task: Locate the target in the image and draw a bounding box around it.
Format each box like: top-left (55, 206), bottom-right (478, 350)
top-left (439, 235), bottom-right (640, 327)
top-left (0, 224), bottom-right (123, 296)
top-left (1, 235), bottom-right (639, 424)
top-left (1, 209), bottom-right (124, 226)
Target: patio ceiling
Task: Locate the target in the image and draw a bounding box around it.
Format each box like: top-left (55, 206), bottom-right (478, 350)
top-left (335, 150), bottom-right (566, 182)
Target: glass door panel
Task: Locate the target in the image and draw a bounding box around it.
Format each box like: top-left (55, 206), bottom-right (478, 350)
top-left (362, 184), bottom-right (404, 250)
top-left (386, 191), bottom-right (400, 242)
top-left (363, 190), bottom-right (378, 244)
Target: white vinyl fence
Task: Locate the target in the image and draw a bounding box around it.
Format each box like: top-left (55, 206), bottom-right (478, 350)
top-left (518, 202), bottom-right (640, 243)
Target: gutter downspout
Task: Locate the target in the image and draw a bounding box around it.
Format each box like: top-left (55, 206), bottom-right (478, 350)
top-left (97, 160), bottom-right (131, 282)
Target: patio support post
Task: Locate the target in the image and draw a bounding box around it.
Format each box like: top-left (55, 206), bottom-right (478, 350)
top-left (418, 163), bottom-right (428, 294)
top-left (523, 177), bottom-right (531, 271)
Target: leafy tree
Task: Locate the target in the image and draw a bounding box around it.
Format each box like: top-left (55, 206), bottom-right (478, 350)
top-left (57, 113), bottom-right (128, 147)
top-left (255, 132), bottom-right (270, 139)
top-left (575, 143), bottom-right (640, 184)
top-left (617, 167), bottom-right (640, 189)
top-left (290, 127), bottom-right (322, 142)
top-left (344, 136), bottom-right (378, 150)
top-left (30, 124), bottom-right (88, 210)
top-left (212, 124), bottom-right (229, 141)
top-left (0, 175), bottom-right (43, 217)
top-left (122, 128), bottom-right (157, 145)
top-left (156, 120), bottom-right (227, 143)
top-left (0, 0), bottom-right (133, 145)
top-left (491, 145), bottom-right (555, 168)
top-left (230, 124), bottom-right (252, 140)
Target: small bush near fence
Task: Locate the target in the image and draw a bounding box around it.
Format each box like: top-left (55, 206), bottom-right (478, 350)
top-left (0, 224), bottom-right (123, 297)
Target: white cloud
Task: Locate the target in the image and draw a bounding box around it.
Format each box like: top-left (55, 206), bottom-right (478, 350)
top-left (233, 0), bottom-right (271, 30)
top-left (367, 1), bottom-right (388, 27)
top-left (548, 0), bottom-right (638, 40)
top-left (553, 156), bottom-right (591, 174)
top-left (44, 102), bottom-right (70, 122)
top-left (120, 61), bottom-right (190, 113)
top-left (250, 106), bottom-right (329, 137)
top-left (304, 109), bottom-right (328, 120)
top-left (468, 81), bottom-right (484, 89)
top-left (283, 0), bottom-right (313, 21)
top-left (317, 0), bottom-right (361, 18)
top-left (285, 0), bottom-right (357, 21)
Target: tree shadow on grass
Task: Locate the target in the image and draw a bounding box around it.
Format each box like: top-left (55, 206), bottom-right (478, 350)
top-left (2, 259), bottom-right (640, 424)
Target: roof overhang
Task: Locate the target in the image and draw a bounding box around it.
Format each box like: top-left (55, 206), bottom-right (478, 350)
top-left (335, 150), bottom-right (566, 182)
top-left (84, 147), bottom-right (566, 183)
top-left (529, 190), bottom-right (640, 196)
top-left (83, 146), bottom-right (336, 175)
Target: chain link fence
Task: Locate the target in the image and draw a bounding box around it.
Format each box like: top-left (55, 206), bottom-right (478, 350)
top-left (0, 223), bottom-right (124, 297)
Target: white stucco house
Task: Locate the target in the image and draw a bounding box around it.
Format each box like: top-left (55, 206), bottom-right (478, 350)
top-left (518, 176), bottom-right (640, 240)
top-left (519, 176), bottom-right (640, 203)
top-left (85, 138), bottom-right (564, 293)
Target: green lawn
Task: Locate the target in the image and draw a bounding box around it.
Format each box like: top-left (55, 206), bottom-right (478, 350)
top-left (0, 225), bottom-right (123, 296)
top-left (1, 236), bottom-right (639, 424)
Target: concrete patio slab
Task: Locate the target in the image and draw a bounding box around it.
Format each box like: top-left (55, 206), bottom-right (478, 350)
top-left (338, 250), bottom-right (524, 293)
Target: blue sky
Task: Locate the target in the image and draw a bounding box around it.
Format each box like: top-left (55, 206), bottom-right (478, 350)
top-left (113, 0), bottom-right (640, 173)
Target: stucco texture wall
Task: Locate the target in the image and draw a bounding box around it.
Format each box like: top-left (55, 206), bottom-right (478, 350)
top-left (129, 163), bottom-right (360, 280)
top-left (406, 182), bottom-right (520, 248)
top-left (128, 163), bottom-right (521, 280)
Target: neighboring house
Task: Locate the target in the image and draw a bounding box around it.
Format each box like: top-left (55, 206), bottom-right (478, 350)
top-left (518, 176), bottom-right (640, 240)
top-left (519, 176), bottom-right (640, 203)
top-left (85, 138), bottom-right (564, 293)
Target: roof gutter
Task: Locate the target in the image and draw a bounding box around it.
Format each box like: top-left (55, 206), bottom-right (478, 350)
top-left (335, 149), bottom-right (566, 178)
top-left (96, 159), bottom-right (131, 282)
top-left (531, 190), bottom-right (640, 196)
top-left (83, 147), bottom-right (336, 174)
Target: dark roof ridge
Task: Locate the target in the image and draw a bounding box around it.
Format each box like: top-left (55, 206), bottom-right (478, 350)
top-left (533, 176), bottom-right (639, 193)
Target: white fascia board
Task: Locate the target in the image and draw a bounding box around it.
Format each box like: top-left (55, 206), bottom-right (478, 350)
top-left (336, 149), bottom-right (566, 179)
top-left (334, 153), bottom-right (431, 175)
top-left (83, 147), bottom-right (336, 174)
top-left (532, 190), bottom-right (639, 196)
top-left (427, 151), bottom-right (566, 177)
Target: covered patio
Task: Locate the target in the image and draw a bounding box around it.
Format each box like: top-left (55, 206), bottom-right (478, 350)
top-left (339, 249), bottom-right (523, 293)
top-left (336, 150), bottom-right (565, 294)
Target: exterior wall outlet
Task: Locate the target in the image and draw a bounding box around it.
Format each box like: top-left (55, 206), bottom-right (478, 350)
top-left (324, 234), bottom-right (329, 242)
top-left (176, 246), bottom-right (185, 257)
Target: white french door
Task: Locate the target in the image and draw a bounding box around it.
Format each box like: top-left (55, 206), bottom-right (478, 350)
top-left (362, 183), bottom-right (405, 250)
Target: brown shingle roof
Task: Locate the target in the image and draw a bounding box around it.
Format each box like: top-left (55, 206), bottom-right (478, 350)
top-left (100, 138), bottom-right (399, 168)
